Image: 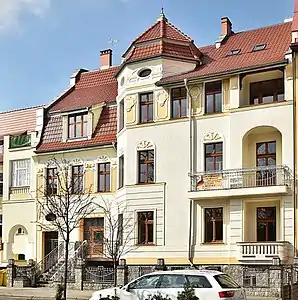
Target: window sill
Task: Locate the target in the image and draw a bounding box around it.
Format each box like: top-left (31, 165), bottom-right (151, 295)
top-left (201, 242), bottom-right (226, 246)
top-left (136, 243), bottom-right (156, 246)
top-left (204, 111), bottom-right (223, 116)
top-left (66, 137), bottom-right (88, 142)
top-left (170, 116), bottom-right (188, 120)
top-left (245, 100), bottom-right (286, 108)
top-left (136, 182), bottom-right (156, 186)
top-left (137, 121), bottom-right (155, 125)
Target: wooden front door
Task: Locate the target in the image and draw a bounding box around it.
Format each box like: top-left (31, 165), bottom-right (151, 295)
top-left (257, 207), bottom-right (276, 241)
top-left (83, 218), bottom-right (104, 258)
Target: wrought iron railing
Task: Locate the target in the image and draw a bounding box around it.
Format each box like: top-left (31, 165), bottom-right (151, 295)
top-left (190, 165), bottom-right (291, 192)
top-left (49, 240), bottom-right (87, 284)
top-left (84, 266), bottom-right (114, 283)
top-left (9, 134), bottom-right (31, 149)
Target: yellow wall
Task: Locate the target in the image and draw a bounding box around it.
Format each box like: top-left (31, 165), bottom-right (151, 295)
top-left (242, 128), bottom-right (282, 168)
top-left (243, 198), bottom-right (280, 241)
top-left (240, 70), bottom-right (283, 107)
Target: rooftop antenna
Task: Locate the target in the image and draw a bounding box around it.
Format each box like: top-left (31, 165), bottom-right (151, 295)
top-left (108, 38), bottom-right (119, 48)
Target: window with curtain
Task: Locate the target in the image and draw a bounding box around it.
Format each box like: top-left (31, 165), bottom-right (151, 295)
top-left (11, 159), bottom-right (31, 187)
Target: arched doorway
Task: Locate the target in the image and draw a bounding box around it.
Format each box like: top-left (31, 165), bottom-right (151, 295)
top-left (7, 225), bottom-right (29, 261)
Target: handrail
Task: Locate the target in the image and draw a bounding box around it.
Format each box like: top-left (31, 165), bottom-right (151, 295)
top-left (49, 240), bottom-right (87, 284)
top-left (32, 242), bottom-right (64, 275)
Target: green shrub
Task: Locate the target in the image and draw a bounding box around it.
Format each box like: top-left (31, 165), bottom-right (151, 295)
top-left (145, 293), bottom-right (171, 300)
top-left (177, 283), bottom-right (199, 300)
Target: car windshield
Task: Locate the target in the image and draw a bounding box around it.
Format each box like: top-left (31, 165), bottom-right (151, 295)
top-left (214, 274), bottom-right (240, 288)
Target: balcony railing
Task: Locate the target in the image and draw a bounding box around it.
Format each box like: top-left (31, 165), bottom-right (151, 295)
top-left (237, 241), bottom-right (292, 264)
top-left (9, 134), bottom-right (31, 149)
top-left (190, 165), bottom-right (291, 192)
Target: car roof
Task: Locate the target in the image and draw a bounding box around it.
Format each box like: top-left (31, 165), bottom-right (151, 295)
top-left (148, 269), bottom-right (223, 276)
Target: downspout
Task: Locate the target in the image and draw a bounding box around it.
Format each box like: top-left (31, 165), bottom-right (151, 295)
top-left (184, 78), bottom-right (195, 267)
top-left (292, 50), bottom-right (297, 259)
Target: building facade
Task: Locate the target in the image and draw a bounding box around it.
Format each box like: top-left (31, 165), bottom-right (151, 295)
top-left (0, 1), bottom-right (298, 293)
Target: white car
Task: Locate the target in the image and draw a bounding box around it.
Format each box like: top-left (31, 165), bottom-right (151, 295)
top-left (90, 269), bottom-right (247, 300)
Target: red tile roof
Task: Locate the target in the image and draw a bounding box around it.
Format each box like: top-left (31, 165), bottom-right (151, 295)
top-left (133, 17), bottom-right (192, 44)
top-left (36, 105), bottom-right (117, 153)
top-left (36, 67), bottom-right (118, 153)
top-left (122, 16), bottom-right (202, 66)
top-left (0, 105), bottom-right (42, 137)
top-left (158, 22), bottom-right (292, 85)
top-left (50, 66), bottom-right (118, 112)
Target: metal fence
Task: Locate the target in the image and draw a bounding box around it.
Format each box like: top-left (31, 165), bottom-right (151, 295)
top-left (84, 266), bottom-right (115, 283)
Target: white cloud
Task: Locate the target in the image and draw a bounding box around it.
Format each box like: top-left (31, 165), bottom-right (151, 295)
top-left (0, 0), bottom-right (51, 33)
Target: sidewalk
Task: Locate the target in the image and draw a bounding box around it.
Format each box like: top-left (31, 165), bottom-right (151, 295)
top-left (0, 287), bottom-right (93, 299)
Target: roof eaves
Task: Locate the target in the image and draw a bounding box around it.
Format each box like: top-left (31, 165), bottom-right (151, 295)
top-left (35, 141), bottom-right (115, 154)
top-left (115, 53), bottom-right (199, 78)
top-left (156, 60), bottom-right (288, 87)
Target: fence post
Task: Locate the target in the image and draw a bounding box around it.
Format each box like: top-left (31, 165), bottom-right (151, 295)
top-left (117, 259), bottom-right (128, 286)
top-left (75, 258), bottom-right (84, 290)
top-left (6, 259), bottom-right (16, 288)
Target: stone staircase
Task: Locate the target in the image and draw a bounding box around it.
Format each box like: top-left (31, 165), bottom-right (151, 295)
top-left (33, 241), bottom-right (87, 287)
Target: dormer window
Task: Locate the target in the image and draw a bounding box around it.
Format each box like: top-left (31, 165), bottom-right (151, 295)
top-left (252, 44), bottom-right (266, 52)
top-left (227, 49), bottom-right (241, 56)
top-left (68, 113), bottom-right (88, 139)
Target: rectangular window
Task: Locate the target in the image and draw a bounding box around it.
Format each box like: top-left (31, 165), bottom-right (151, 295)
top-left (118, 213), bottom-right (123, 245)
top-left (0, 173), bottom-right (3, 196)
top-left (256, 141), bottom-right (276, 186)
top-left (119, 100), bottom-right (124, 131)
top-left (257, 207), bottom-right (276, 242)
top-left (171, 87), bottom-right (187, 118)
top-left (11, 159), bottom-right (31, 187)
top-left (205, 81), bottom-right (222, 114)
top-left (46, 168), bottom-right (58, 195)
top-left (137, 211), bottom-right (154, 245)
top-left (140, 92), bottom-right (153, 123)
top-left (138, 150), bottom-right (154, 184)
top-left (98, 163), bottom-right (110, 192)
top-left (0, 140), bottom-right (3, 154)
top-left (204, 207), bottom-right (223, 243)
top-left (0, 215), bottom-right (2, 238)
top-left (71, 165), bottom-right (84, 193)
top-left (68, 113), bottom-right (88, 138)
top-left (119, 155), bottom-right (124, 189)
top-left (250, 78), bottom-right (284, 105)
top-left (205, 142), bottom-right (223, 172)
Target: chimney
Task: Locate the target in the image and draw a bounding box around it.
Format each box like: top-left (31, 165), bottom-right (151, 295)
top-left (221, 17), bottom-right (233, 36)
top-left (216, 17), bottom-right (233, 48)
top-left (100, 49), bottom-right (112, 70)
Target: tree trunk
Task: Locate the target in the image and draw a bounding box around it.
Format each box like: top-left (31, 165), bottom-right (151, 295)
top-left (113, 260), bottom-right (117, 287)
top-left (63, 235), bottom-right (69, 300)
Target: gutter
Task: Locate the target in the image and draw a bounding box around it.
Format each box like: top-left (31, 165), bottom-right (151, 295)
top-left (184, 78), bottom-right (195, 267)
top-left (293, 50), bottom-right (297, 259)
top-left (157, 60), bottom-right (288, 87)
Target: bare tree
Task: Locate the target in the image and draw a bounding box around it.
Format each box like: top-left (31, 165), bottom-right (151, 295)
top-left (94, 197), bottom-right (138, 287)
top-left (36, 157), bottom-right (95, 300)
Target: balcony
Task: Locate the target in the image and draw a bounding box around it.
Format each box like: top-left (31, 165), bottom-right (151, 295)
top-left (237, 241), bottom-right (292, 265)
top-left (189, 165), bottom-right (291, 199)
top-left (9, 134), bottom-right (31, 149)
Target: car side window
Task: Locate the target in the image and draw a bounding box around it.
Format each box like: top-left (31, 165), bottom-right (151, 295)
top-left (129, 275), bottom-right (161, 290)
top-left (186, 275), bottom-right (212, 288)
top-left (159, 275), bottom-right (186, 288)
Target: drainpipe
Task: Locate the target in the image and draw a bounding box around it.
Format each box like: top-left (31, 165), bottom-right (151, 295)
top-left (184, 78), bottom-right (195, 267)
top-left (293, 50), bottom-right (297, 259)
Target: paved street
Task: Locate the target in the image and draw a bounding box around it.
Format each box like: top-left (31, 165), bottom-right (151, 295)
top-left (0, 287), bottom-right (281, 300)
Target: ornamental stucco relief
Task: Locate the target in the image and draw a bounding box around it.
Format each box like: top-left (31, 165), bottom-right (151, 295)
top-left (137, 140), bottom-right (155, 150)
top-left (203, 132), bottom-right (224, 143)
top-left (125, 95), bottom-right (137, 112)
top-left (156, 90), bottom-right (168, 107)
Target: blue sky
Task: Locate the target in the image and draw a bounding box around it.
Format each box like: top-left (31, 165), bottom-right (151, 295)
top-left (0, 0), bottom-right (294, 112)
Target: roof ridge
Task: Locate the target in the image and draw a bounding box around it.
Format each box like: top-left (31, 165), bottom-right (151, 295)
top-left (80, 65), bottom-right (119, 75)
top-left (232, 20), bottom-right (291, 36)
top-left (167, 20), bottom-right (192, 42)
top-left (134, 20), bottom-right (160, 44)
top-left (0, 104), bottom-right (44, 115)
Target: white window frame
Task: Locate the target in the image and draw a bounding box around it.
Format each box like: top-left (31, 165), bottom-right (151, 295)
top-left (11, 159), bottom-right (31, 187)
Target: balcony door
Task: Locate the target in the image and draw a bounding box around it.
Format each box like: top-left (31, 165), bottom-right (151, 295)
top-left (256, 207), bottom-right (276, 242)
top-left (256, 141), bottom-right (276, 186)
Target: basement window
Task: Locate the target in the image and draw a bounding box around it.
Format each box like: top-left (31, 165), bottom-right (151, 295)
top-left (227, 49), bottom-right (241, 56)
top-left (252, 44), bottom-right (267, 51)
